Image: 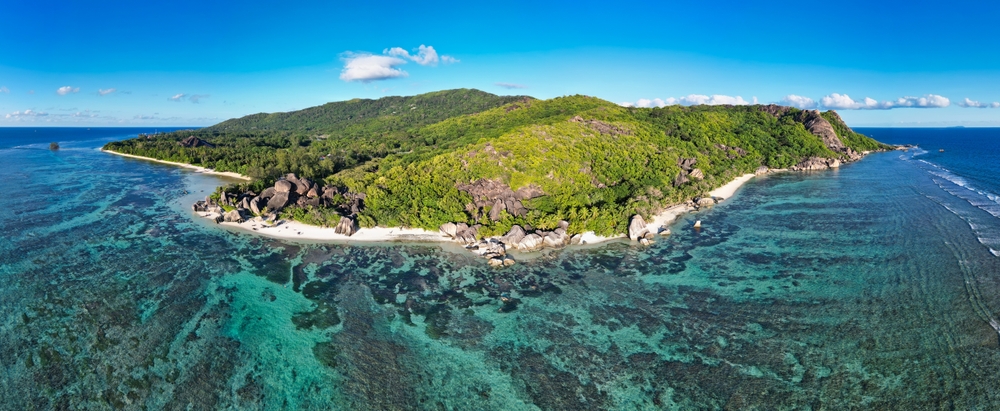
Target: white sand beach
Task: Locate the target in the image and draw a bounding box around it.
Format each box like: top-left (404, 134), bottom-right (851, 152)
top-left (643, 173), bottom-right (757, 233)
top-left (206, 214), bottom-right (451, 243)
top-left (709, 173), bottom-right (756, 199)
top-left (102, 149), bottom-right (251, 181)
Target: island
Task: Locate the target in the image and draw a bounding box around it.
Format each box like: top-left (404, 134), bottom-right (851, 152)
top-left (103, 89), bottom-right (891, 263)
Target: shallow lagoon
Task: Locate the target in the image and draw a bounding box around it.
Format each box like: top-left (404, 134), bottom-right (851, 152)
top-left (2, 129), bottom-right (1000, 409)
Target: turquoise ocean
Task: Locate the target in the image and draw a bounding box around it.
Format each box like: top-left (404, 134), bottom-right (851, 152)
top-left (1, 127), bottom-right (999, 409)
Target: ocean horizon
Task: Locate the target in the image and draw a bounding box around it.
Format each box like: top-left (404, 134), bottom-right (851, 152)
top-left (2, 126), bottom-right (1000, 408)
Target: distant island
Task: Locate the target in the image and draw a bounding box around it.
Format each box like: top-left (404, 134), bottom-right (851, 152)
top-left (103, 89), bottom-right (890, 259)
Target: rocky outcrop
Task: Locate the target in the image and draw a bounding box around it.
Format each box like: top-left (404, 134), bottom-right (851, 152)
top-left (796, 110), bottom-right (845, 152)
top-left (439, 222), bottom-right (458, 237)
top-left (695, 197), bottom-right (716, 207)
top-left (223, 209), bottom-right (249, 223)
top-left (715, 144), bottom-right (748, 159)
top-left (759, 104), bottom-right (793, 118)
top-left (689, 168), bottom-right (705, 180)
top-left (274, 180), bottom-right (294, 193)
top-left (673, 172), bottom-right (690, 188)
top-left (791, 157), bottom-right (842, 171)
top-left (569, 115), bottom-right (633, 136)
top-left (247, 197), bottom-right (262, 214)
top-left (260, 187), bottom-right (276, 200)
top-left (628, 215), bottom-right (648, 241)
top-left (500, 225), bottom-right (526, 246)
top-left (517, 233), bottom-right (544, 251)
top-left (452, 223), bottom-right (480, 244)
top-left (266, 192), bottom-right (291, 212)
top-left (457, 179), bottom-right (544, 221)
top-left (179, 136), bottom-right (215, 148)
top-left (754, 166), bottom-right (769, 175)
top-left (678, 157), bottom-right (697, 171)
top-left (334, 216), bottom-right (359, 236)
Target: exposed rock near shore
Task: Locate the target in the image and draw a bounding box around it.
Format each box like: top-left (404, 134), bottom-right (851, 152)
top-left (791, 157), bottom-right (842, 171)
top-left (334, 216), bottom-right (359, 236)
top-left (628, 215), bottom-right (648, 241)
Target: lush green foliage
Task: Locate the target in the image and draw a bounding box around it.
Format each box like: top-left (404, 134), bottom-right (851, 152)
top-left (104, 89), bottom-right (527, 182)
top-left (105, 89), bottom-right (886, 237)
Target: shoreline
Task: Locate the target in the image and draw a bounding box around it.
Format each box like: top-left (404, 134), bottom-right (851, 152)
top-left (101, 148), bottom-right (252, 181)
top-left (102, 145), bottom-right (778, 249)
top-left (199, 172), bottom-right (763, 248)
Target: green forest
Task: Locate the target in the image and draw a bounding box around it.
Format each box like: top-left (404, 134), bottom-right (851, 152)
top-left (104, 89), bottom-right (890, 237)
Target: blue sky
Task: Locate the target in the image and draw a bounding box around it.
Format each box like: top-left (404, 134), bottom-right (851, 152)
top-left (2, 0), bottom-right (999, 127)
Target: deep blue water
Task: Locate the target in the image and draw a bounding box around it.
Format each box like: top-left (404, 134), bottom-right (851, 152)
top-left (2, 127), bottom-right (1000, 409)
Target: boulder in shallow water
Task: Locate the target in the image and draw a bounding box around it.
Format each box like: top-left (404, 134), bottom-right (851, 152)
top-left (487, 257), bottom-right (505, 268)
top-left (695, 197), bottom-right (715, 207)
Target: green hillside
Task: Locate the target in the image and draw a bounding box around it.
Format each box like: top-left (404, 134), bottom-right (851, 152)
top-left (104, 89), bottom-right (890, 237)
top-left (105, 89), bottom-right (528, 180)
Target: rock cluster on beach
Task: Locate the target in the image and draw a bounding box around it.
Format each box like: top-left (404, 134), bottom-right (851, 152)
top-left (438, 220), bottom-right (583, 267)
top-left (192, 173), bottom-right (363, 235)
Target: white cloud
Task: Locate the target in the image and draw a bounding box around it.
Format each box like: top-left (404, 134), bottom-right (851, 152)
top-left (0, 86), bottom-right (8, 94)
top-left (690, 94), bottom-right (751, 105)
top-left (56, 86), bottom-right (80, 95)
top-left (98, 88), bottom-right (116, 96)
top-left (891, 94), bottom-right (950, 108)
top-left (957, 97), bottom-right (1000, 108)
top-left (780, 95), bottom-right (817, 109)
top-left (189, 94), bottom-right (209, 103)
top-left (169, 93), bottom-right (186, 101)
top-left (5, 109), bottom-right (49, 118)
top-left (385, 44), bottom-right (441, 66)
top-left (820, 93), bottom-right (950, 110)
top-left (339, 54), bottom-right (409, 82)
top-left (340, 45), bottom-right (457, 83)
top-left (73, 110), bottom-right (98, 118)
top-left (495, 82), bottom-right (527, 89)
top-left (621, 94), bottom-right (751, 108)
